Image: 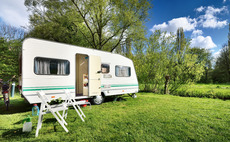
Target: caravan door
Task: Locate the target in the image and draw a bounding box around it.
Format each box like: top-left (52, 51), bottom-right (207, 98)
top-left (89, 55), bottom-right (101, 96)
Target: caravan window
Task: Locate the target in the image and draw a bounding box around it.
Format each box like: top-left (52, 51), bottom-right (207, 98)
top-left (101, 64), bottom-right (110, 74)
top-left (115, 66), bottom-right (131, 77)
top-left (34, 57), bottom-right (70, 75)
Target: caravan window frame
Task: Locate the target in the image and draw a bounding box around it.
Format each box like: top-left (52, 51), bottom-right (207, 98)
top-left (115, 65), bottom-right (131, 77)
top-left (34, 57), bottom-right (70, 76)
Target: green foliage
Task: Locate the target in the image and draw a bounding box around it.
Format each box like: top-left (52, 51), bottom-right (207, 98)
top-left (25, 0), bottom-right (151, 52)
top-left (132, 29), bottom-right (205, 93)
top-left (172, 84), bottom-right (230, 100)
top-left (212, 23), bottom-right (230, 83)
top-left (0, 22), bottom-right (24, 82)
top-left (1, 93), bottom-right (230, 141)
top-left (25, 0), bottom-right (90, 47)
top-left (0, 37), bottom-right (22, 81)
top-left (212, 44), bottom-right (230, 83)
top-left (189, 47), bottom-right (213, 83)
top-left (228, 23), bottom-right (230, 81)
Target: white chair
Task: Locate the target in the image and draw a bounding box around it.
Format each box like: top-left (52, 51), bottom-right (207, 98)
top-left (64, 89), bottom-right (91, 122)
top-left (35, 91), bottom-right (69, 137)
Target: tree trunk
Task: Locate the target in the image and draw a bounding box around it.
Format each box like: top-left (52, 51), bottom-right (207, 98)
top-left (164, 75), bottom-right (170, 94)
top-left (152, 83), bottom-right (158, 93)
top-left (144, 84), bottom-right (147, 92)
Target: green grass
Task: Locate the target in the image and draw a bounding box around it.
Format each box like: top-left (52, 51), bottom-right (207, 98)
top-left (0, 93), bottom-right (230, 141)
top-left (139, 83), bottom-right (230, 100)
top-left (173, 84), bottom-right (230, 100)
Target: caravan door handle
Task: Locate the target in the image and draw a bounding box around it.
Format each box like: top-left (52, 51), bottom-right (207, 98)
top-left (97, 71), bottom-right (102, 73)
top-left (98, 78), bottom-right (100, 80)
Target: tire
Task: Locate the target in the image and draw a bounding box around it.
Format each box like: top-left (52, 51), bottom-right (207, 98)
top-left (91, 95), bottom-right (105, 105)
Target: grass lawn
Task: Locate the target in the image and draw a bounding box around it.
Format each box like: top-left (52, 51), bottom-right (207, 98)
top-left (0, 93), bottom-right (229, 141)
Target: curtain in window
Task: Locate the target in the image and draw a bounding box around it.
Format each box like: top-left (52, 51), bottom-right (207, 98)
top-left (115, 66), bottom-right (130, 77)
top-left (115, 66), bottom-right (120, 76)
top-left (57, 60), bottom-right (69, 75)
top-left (122, 67), bottom-right (129, 77)
top-left (34, 58), bottom-right (50, 74)
top-left (57, 60), bottom-right (65, 75)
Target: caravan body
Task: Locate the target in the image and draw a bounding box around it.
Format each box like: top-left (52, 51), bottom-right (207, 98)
top-left (22, 38), bottom-right (138, 104)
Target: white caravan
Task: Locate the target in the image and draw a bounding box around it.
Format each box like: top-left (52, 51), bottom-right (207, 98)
top-left (21, 38), bottom-right (138, 104)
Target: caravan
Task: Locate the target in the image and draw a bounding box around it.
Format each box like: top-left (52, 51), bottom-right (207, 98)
top-left (21, 38), bottom-right (138, 105)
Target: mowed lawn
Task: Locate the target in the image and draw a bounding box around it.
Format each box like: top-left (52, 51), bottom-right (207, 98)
top-left (0, 93), bottom-right (229, 142)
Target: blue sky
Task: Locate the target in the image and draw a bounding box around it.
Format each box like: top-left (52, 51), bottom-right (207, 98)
top-left (0, 0), bottom-right (229, 58)
top-left (146, 0), bottom-right (230, 58)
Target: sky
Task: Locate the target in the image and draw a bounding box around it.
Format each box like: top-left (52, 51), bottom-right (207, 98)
top-left (147, 0), bottom-right (230, 58)
top-left (0, 0), bottom-right (229, 58)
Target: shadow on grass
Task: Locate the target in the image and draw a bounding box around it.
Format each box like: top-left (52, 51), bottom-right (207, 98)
top-left (103, 96), bottom-right (128, 104)
top-left (0, 94), bottom-right (131, 114)
top-left (1, 127), bottom-right (35, 139)
top-left (14, 120), bottom-right (23, 125)
top-left (43, 118), bottom-right (56, 123)
top-left (4, 118), bottom-right (63, 139)
top-left (0, 97), bottom-right (32, 115)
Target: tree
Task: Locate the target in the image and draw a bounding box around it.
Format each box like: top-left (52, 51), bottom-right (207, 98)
top-left (132, 29), bottom-right (205, 94)
top-left (25, 0), bottom-right (151, 52)
top-left (175, 28), bottom-right (186, 53)
top-left (168, 30), bottom-right (205, 93)
top-left (189, 47), bottom-right (212, 83)
top-left (71, 0), bottom-right (150, 51)
top-left (0, 22), bottom-right (24, 81)
top-left (212, 23), bottom-right (230, 83)
top-left (0, 21), bottom-right (25, 40)
top-left (25, 0), bottom-right (90, 47)
top-left (0, 38), bottom-right (22, 81)
top-left (167, 27), bottom-right (199, 93)
top-left (229, 23), bottom-right (230, 75)
top-left (213, 44), bottom-right (230, 83)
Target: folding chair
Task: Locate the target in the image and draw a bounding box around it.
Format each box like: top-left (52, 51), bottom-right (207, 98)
top-left (64, 89), bottom-right (91, 122)
top-left (35, 91), bottom-right (69, 137)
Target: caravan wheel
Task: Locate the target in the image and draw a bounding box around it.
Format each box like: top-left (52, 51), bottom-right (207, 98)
top-left (91, 95), bottom-right (104, 105)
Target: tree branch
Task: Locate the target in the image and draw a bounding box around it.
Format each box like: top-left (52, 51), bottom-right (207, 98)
top-left (71, 0), bottom-right (97, 49)
top-left (72, 22), bottom-right (96, 48)
top-left (110, 28), bottom-right (127, 52)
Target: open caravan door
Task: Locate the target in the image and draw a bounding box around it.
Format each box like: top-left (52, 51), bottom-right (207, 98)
top-left (89, 55), bottom-right (101, 96)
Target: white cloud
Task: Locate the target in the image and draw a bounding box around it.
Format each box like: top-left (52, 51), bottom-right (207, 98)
top-left (196, 6), bottom-right (205, 12)
top-left (223, 0), bottom-right (226, 3)
top-left (210, 49), bottom-right (215, 52)
top-left (150, 17), bottom-right (197, 34)
top-left (190, 35), bottom-right (217, 49)
top-left (150, 6), bottom-right (229, 34)
top-left (0, 1), bottom-right (29, 28)
top-left (213, 49), bottom-right (221, 59)
top-left (198, 6), bottom-right (228, 28)
top-left (190, 29), bottom-right (216, 50)
top-left (191, 29), bottom-right (203, 37)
